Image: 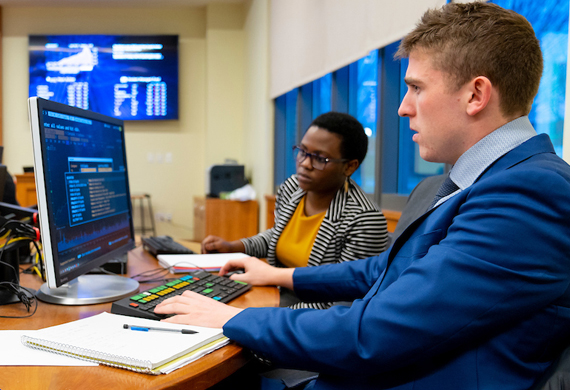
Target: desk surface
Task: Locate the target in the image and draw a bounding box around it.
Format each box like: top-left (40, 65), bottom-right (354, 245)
top-left (0, 241), bottom-right (279, 390)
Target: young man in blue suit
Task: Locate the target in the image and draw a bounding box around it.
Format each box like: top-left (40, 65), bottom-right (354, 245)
top-left (156, 2), bottom-right (570, 389)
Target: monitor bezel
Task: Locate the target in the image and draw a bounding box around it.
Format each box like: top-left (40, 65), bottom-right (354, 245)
top-left (28, 96), bottom-right (136, 289)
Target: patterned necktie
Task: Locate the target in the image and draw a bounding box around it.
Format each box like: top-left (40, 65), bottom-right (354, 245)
top-left (428, 174), bottom-right (459, 210)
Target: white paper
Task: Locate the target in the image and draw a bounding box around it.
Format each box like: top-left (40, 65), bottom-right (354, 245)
top-left (22, 312), bottom-right (225, 369)
top-left (157, 253), bottom-right (249, 272)
top-left (0, 330), bottom-right (97, 366)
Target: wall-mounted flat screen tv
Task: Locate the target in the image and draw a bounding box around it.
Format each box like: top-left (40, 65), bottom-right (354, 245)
top-left (29, 35), bottom-right (178, 120)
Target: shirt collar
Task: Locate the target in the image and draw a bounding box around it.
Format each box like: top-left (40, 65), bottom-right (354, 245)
top-left (450, 116), bottom-right (536, 190)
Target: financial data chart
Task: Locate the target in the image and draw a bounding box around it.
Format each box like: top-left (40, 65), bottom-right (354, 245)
top-left (41, 108), bottom-right (132, 278)
top-left (29, 35), bottom-right (178, 120)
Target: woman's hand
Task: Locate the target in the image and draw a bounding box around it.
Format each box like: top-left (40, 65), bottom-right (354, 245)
top-left (201, 235), bottom-right (245, 254)
top-left (219, 256), bottom-right (295, 290)
top-left (155, 290), bottom-right (243, 328)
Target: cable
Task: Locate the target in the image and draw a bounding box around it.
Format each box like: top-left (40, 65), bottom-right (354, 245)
top-left (31, 240), bottom-right (45, 281)
top-left (0, 282), bottom-right (38, 318)
top-left (0, 220), bottom-right (37, 240)
top-left (0, 218), bottom-right (41, 316)
top-left (129, 261), bottom-right (213, 285)
top-left (0, 232), bottom-right (22, 287)
top-left (129, 266), bottom-right (173, 284)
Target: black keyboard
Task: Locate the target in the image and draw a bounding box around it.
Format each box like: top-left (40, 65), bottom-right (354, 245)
top-left (111, 269), bottom-right (251, 320)
top-left (141, 235), bottom-right (195, 256)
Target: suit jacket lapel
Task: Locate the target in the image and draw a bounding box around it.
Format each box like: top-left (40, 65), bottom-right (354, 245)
top-left (383, 134), bottom-right (555, 281)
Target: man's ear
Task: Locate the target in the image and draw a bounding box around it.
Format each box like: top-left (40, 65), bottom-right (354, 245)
top-left (465, 76), bottom-right (492, 116)
top-left (344, 160), bottom-right (360, 177)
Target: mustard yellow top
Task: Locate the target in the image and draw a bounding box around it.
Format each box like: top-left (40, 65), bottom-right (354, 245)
top-left (275, 196), bottom-right (327, 268)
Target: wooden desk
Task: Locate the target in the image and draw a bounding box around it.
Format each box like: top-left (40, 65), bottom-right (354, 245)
top-left (0, 242), bottom-right (279, 390)
top-left (15, 172), bottom-right (37, 208)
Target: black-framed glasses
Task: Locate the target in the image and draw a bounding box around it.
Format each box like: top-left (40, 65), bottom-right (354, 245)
top-left (293, 146), bottom-right (349, 170)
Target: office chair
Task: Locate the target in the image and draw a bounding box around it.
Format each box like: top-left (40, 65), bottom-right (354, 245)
top-left (530, 343), bottom-right (570, 390)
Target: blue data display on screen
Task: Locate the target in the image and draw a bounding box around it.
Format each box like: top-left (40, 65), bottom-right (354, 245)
top-left (39, 107), bottom-right (132, 275)
top-left (29, 35), bottom-right (179, 120)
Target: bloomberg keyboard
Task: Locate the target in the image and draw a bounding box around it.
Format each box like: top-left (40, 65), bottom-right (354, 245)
top-left (141, 235), bottom-right (195, 256)
top-left (111, 269), bottom-right (251, 320)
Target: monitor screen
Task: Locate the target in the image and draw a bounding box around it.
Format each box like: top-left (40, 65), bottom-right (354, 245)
top-left (28, 97), bottom-right (139, 304)
top-left (29, 35), bottom-right (178, 120)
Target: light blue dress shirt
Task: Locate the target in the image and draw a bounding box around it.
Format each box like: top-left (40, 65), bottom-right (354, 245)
top-left (435, 116), bottom-right (536, 208)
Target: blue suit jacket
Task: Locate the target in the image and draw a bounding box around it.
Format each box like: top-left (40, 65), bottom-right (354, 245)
top-left (224, 134), bottom-right (570, 390)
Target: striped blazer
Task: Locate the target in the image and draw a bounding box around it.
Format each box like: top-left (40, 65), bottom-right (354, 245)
top-left (241, 175), bottom-right (389, 309)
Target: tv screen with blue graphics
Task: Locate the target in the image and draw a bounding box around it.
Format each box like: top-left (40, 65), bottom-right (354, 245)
top-left (29, 35), bottom-right (178, 121)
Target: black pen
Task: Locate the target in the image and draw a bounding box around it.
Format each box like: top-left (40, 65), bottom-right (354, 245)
top-left (123, 324), bottom-right (198, 334)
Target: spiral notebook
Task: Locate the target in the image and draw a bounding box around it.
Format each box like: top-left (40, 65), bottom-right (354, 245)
top-left (21, 312), bottom-right (229, 375)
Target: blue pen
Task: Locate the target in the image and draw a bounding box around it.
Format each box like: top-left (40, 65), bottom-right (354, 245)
top-left (123, 324), bottom-right (198, 334)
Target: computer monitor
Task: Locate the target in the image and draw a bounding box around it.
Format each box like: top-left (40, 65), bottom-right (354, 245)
top-left (28, 97), bottom-right (139, 305)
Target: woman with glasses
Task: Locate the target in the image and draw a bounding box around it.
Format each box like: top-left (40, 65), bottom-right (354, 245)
top-left (201, 112), bottom-right (389, 309)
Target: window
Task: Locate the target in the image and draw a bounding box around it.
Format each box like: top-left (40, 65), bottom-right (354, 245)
top-left (274, 74), bottom-right (334, 190)
top-left (274, 89), bottom-right (299, 189)
top-left (396, 57), bottom-right (444, 195)
top-left (490, 0), bottom-right (568, 157)
top-left (349, 50), bottom-right (378, 194)
top-left (273, 44), bottom-right (446, 210)
top-left (378, 43), bottom-right (444, 210)
top-left (273, 43), bottom-right (447, 210)
top-left (312, 74), bottom-right (332, 118)
top-left (273, 1), bottom-right (567, 210)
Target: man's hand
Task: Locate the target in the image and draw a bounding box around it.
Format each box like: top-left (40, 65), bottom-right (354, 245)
top-left (201, 235), bottom-right (245, 254)
top-left (155, 290), bottom-right (243, 328)
top-left (220, 256), bottom-right (295, 290)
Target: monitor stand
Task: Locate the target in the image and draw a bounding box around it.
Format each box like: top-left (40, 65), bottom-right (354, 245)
top-left (36, 275), bottom-right (139, 305)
